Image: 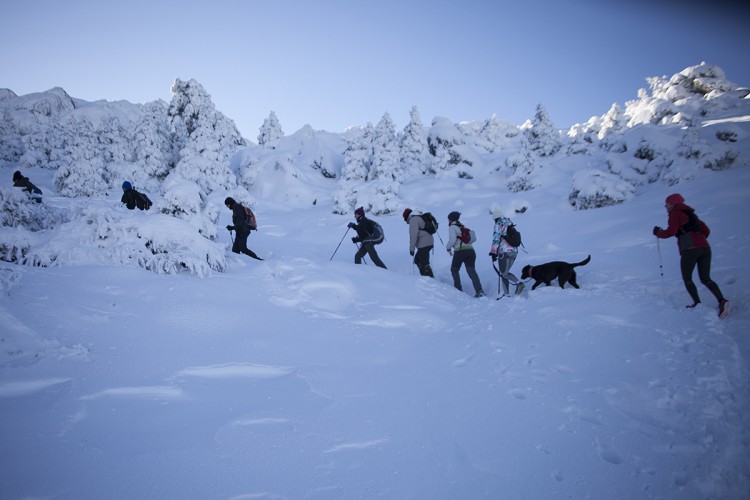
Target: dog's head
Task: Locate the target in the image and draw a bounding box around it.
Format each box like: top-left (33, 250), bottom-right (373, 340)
top-left (521, 265), bottom-right (532, 279)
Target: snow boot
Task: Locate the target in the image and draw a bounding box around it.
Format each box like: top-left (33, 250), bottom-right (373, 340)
top-left (719, 299), bottom-right (730, 319)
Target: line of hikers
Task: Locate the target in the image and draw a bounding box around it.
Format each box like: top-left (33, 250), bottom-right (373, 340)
top-left (337, 205), bottom-right (525, 299)
top-left (10, 171), bottom-right (729, 316)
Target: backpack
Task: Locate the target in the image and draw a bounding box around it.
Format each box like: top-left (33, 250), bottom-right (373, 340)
top-left (135, 191), bottom-right (152, 210)
top-left (503, 224), bottom-right (522, 248)
top-left (459, 226), bottom-right (476, 245)
top-left (677, 209), bottom-right (704, 236)
top-left (369, 220), bottom-right (384, 245)
top-left (420, 212), bottom-right (438, 234)
top-left (243, 206), bottom-right (258, 231)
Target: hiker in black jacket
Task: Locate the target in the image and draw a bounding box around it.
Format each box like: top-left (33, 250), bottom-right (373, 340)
top-left (348, 207), bottom-right (387, 268)
top-left (121, 181), bottom-right (152, 210)
top-left (13, 170), bottom-right (42, 203)
top-left (225, 197), bottom-right (263, 261)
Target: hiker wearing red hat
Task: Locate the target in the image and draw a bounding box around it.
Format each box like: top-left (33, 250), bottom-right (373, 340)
top-left (653, 193), bottom-right (729, 318)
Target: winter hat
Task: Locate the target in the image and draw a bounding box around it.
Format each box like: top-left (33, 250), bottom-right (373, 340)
top-left (448, 211), bottom-right (461, 222)
top-left (402, 208), bottom-right (413, 221)
top-left (354, 207), bottom-right (365, 219)
top-left (13, 171), bottom-right (22, 181)
top-left (491, 207), bottom-right (504, 220)
top-left (224, 197), bottom-right (236, 208)
top-left (122, 181), bottom-right (132, 190)
top-left (665, 193), bottom-right (685, 206)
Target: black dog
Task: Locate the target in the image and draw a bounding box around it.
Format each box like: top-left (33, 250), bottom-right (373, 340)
top-left (521, 255), bottom-right (591, 290)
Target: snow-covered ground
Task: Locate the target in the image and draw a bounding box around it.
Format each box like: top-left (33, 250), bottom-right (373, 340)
top-left (1, 157), bottom-right (748, 499)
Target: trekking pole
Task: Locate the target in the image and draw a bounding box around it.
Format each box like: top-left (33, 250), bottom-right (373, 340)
top-left (355, 243), bottom-right (368, 265)
top-left (330, 227), bottom-right (351, 261)
top-left (228, 229), bottom-right (234, 245)
top-left (656, 237), bottom-right (666, 296)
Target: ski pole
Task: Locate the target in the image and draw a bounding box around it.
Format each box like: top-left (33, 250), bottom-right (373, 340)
top-left (656, 237), bottom-right (665, 296)
top-left (330, 227), bottom-right (351, 261)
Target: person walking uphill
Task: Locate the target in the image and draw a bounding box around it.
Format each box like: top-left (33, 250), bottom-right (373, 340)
top-left (489, 208), bottom-right (525, 298)
top-left (225, 197), bottom-right (263, 261)
top-left (446, 211), bottom-right (484, 297)
top-left (403, 208), bottom-right (434, 277)
top-left (653, 193), bottom-right (729, 318)
top-left (13, 170), bottom-right (42, 203)
top-left (348, 207), bottom-right (387, 269)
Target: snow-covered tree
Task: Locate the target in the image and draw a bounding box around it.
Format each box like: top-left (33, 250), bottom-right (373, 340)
top-left (257, 111), bottom-right (284, 147)
top-left (167, 79), bottom-right (245, 195)
top-left (524, 104), bottom-right (561, 157)
top-left (399, 106), bottom-right (428, 175)
top-left (332, 124), bottom-right (373, 214)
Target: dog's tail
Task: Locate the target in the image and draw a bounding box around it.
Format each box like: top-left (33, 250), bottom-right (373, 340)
top-left (574, 255), bottom-right (591, 267)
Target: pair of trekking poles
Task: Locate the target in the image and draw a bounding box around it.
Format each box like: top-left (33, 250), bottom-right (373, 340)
top-left (330, 227), bottom-right (368, 264)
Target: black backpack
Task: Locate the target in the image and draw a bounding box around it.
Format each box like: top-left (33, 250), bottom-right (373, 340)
top-left (370, 220), bottom-right (384, 244)
top-left (420, 212), bottom-right (438, 234)
top-left (503, 224), bottom-right (522, 248)
top-left (135, 191), bottom-right (152, 210)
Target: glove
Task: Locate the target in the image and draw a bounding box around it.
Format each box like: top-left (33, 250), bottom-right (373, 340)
top-left (490, 253), bottom-right (497, 262)
top-left (347, 222), bottom-right (356, 229)
top-left (352, 237), bottom-right (361, 243)
top-left (652, 226), bottom-right (661, 236)
top-left (410, 250), bottom-right (415, 256)
top-left (226, 225), bottom-right (235, 231)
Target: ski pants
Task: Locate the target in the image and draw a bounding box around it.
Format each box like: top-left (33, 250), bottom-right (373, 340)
top-left (680, 247), bottom-right (724, 305)
top-left (414, 245), bottom-right (434, 277)
top-left (232, 230), bottom-right (261, 260)
top-left (497, 252), bottom-right (521, 295)
top-left (451, 248), bottom-right (483, 294)
top-left (355, 242), bottom-right (387, 269)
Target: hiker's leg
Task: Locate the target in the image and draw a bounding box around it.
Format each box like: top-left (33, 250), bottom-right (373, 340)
top-left (354, 245), bottom-right (367, 264)
top-left (464, 250), bottom-right (483, 294)
top-left (498, 254), bottom-right (511, 295)
top-left (680, 249), bottom-right (701, 304)
top-left (695, 247), bottom-right (724, 302)
top-left (233, 232), bottom-right (248, 254)
top-left (366, 244), bottom-right (387, 269)
top-left (450, 252), bottom-right (462, 290)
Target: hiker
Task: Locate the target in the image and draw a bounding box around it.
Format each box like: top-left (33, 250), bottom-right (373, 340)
top-left (12, 170), bottom-right (42, 203)
top-left (348, 207), bottom-right (387, 269)
top-left (489, 208), bottom-right (525, 297)
top-left (446, 211), bottom-right (484, 297)
top-left (653, 193), bottom-right (729, 318)
top-left (121, 181), bottom-right (152, 210)
top-left (403, 208), bottom-right (434, 277)
top-left (225, 197), bottom-right (263, 261)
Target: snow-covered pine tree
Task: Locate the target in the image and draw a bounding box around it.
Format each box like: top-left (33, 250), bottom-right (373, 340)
top-left (524, 104), bottom-right (561, 157)
top-left (167, 78), bottom-right (245, 195)
top-left (332, 124), bottom-right (373, 214)
top-left (257, 111), bottom-right (284, 148)
top-left (399, 106), bottom-right (428, 175)
top-left (363, 112), bottom-right (402, 214)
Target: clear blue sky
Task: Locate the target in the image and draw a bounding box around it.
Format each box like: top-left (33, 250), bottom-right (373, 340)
top-left (3, 0), bottom-right (748, 138)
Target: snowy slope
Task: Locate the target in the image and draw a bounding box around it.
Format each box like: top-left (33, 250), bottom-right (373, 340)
top-left (1, 156), bottom-right (749, 499)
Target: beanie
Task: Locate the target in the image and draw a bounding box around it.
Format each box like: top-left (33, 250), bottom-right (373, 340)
top-left (224, 197), bottom-right (236, 207)
top-left (665, 193), bottom-right (685, 206)
top-left (448, 211), bottom-right (461, 222)
top-left (354, 207), bottom-right (365, 218)
top-left (122, 181), bottom-right (132, 190)
top-left (491, 207), bottom-right (504, 220)
top-left (402, 208), bottom-right (413, 221)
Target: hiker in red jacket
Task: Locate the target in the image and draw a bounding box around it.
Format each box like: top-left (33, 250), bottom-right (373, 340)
top-left (653, 193), bottom-right (729, 318)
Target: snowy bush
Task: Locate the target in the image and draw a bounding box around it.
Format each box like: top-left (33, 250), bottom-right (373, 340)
top-left (160, 176), bottom-right (219, 239)
top-left (399, 106), bottom-right (428, 176)
top-left (258, 111), bottom-right (284, 147)
top-left (0, 204), bottom-right (226, 275)
top-left (568, 170), bottom-right (635, 210)
top-left (0, 188), bottom-right (68, 231)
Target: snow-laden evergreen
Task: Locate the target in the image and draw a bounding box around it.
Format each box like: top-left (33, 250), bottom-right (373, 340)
top-left (1, 61), bottom-right (749, 499)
